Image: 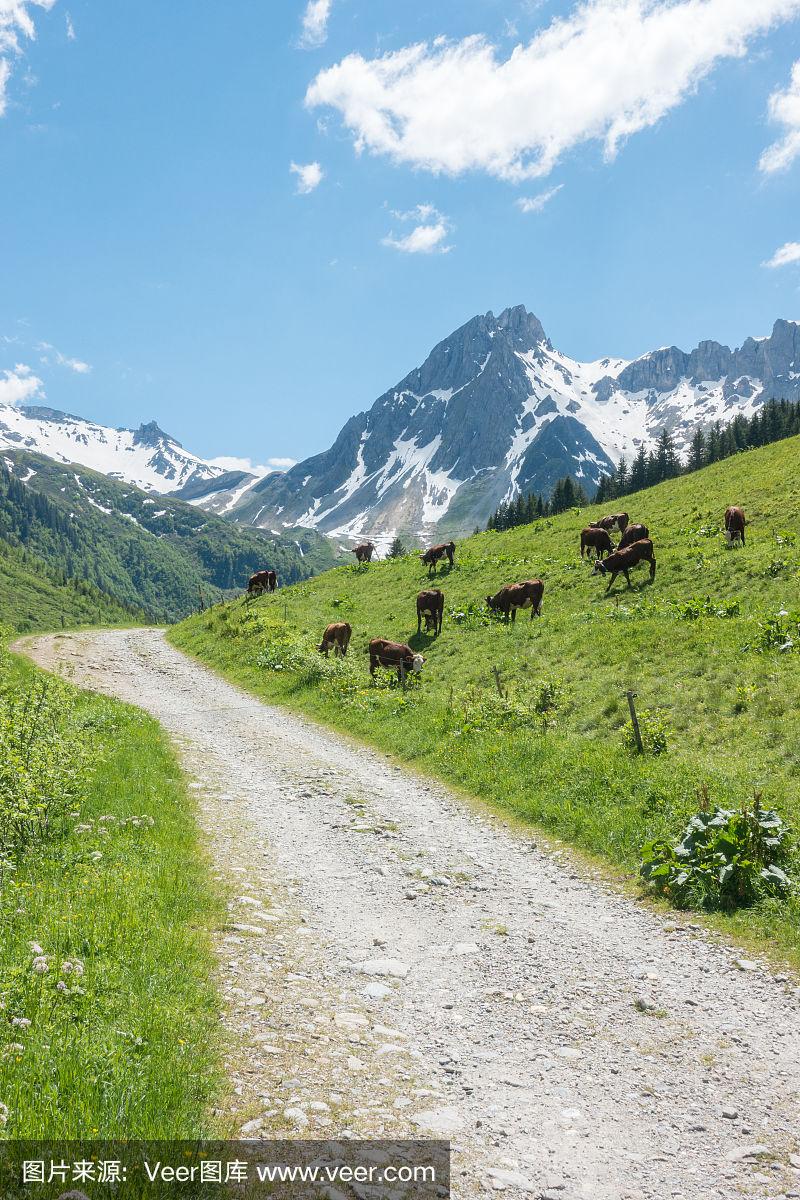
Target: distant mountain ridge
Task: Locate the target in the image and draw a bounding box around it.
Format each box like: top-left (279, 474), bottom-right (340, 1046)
top-left (210, 307), bottom-right (800, 544)
top-left (0, 403), bottom-right (258, 498)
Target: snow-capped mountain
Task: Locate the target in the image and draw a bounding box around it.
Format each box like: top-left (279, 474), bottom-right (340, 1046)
top-left (219, 306), bottom-right (800, 543)
top-left (0, 404), bottom-right (234, 495)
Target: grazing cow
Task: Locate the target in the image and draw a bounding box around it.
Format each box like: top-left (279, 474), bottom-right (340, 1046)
top-left (581, 527), bottom-right (614, 559)
top-left (318, 622), bottom-right (352, 657)
top-left (593, 539), bottom-right (656, 593)
top-left (724, 506), bottom-right (746, 546)
top-left (416, 588), bottom-right (444, 635)
top-left (420, 541), bottom-right (456, 575)
top-left (617, 522), bottom-right (649, 551)
top-left (591, 513), bottom-right (628, 533)
top-left (368, 638), bottom-right (425, 680)
top-left (486, 579), bottom-right (544, 622)
top-left (352, 542), bottom-right (376, 563)
top-left (247, 569), bottom-right (276, 596)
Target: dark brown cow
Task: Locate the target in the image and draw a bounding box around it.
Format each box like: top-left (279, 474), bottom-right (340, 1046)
top-left (318, 622), bottom-right (352, 657)
top-left (617, 522), bottom-right (649, 551)
top-left (416, 588), bottom-right (444, 635)
top-left (420, 541), bottom-right (455, 575)
top-left (486, 579), bottom-right (544, 622)
top-left (368, 638), bottom-right (425, 679)
top-left (593, 539), bottom-right (656, 592)
top-left (581, 527), bottom-right (614, 559)
top-left (353, 542), bottom-right (376, 563)
top-left (724, 506), bottom-right (746, 546)
top-left (591, 512), bottom-right (629, 533)
top-left (247, 569), bottom-right (276, 595)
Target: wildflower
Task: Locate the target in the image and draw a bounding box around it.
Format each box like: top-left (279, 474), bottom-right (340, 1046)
top-left (10, 1017), bottom-right (30, 1029)
top-left (28, 941), bottom-right (44, 955)
top-left (74, 823), bottom-right (93, 834)
top-left (89, 851), bottom-right (103, 862)
top-left (61, 961), bottom-right (73, 974)
top-left (31, 957), bottom-right (48, 974)
top-left (3, 1043), bottom-right (24, 1057)
top-left (98, 815), bottom-right (116, 823)
top-left (71, 960), bottom-right (85, 977)
top-left (56, 982), bottom-right (68, 994)
top-left (0, 1102), bottom-right (8, 1127)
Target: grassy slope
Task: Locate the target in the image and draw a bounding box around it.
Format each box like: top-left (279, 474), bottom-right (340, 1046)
top-left (0, 647), bottom-right (224, 1138)
top-left (0, 451), bottom-right (339, 622)
top-left (171, 435), bottom-right (800, 963)
top-left (0, 536), bottom-right (142, 633)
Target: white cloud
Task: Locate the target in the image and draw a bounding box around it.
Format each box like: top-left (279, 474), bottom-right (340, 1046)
top-left (516, 184), bottom-right (564, 212)
top-left (760, 60), bottom-right (800, 173)
top-left (208, 455), bottom-right (296, 476)
top-left (36, 341), bottom-right (91, 373)
top-left (65, 10), bottom-right (74, 40)
top-left (290, 159), bottom-right (324, 194)
top-left (299, 0), bottom-right (332, 49)
top-left (0, 362), bottom-right (45, 405)
top-left (0, 0), bottom-right (58, 116)
top-left (307, 0), bottom-right (800, 181)
top-left (763, 241), bottom-right (800, 268)
top-left (382, 204), bottom-right (453, 254)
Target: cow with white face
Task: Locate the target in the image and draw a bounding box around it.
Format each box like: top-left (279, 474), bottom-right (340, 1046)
top-left (368, 638), bottom-right (425, 680)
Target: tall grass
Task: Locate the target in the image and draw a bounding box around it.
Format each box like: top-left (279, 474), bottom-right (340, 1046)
top-left (0, 646), bottom-right (223, 1138)
top-left (171, 436), bottom-right (800, 966)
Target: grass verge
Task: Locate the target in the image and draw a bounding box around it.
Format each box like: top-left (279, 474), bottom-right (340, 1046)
top-left (0, 643), bottom-right (224, 1138)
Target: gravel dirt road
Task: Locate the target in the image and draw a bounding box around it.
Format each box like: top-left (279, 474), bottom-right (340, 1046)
top-left (19, 628), bottom-right (800, 1200)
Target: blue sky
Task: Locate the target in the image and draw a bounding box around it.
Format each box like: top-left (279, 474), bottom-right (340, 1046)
top-left (1, 0), bottom-right (799, 469)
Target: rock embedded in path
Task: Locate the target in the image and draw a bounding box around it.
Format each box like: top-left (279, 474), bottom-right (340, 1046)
top-left (411, 1106), bottom-right (464, 1136)
top-left (363, 981), bottom-right (392, 1000)
top-left (452, 942), bottom-right (480, 956)
top-left (485, 1166), bottom-right (536, 1191)
top-left (355, 958), bottom-right (411, 978)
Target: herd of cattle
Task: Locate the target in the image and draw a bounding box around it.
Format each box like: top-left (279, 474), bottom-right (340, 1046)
top-left (246, 505), bottom-right (748, 680)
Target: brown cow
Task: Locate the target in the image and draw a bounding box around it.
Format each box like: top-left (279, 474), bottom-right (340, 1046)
top-left (318, 622), bottom-right (352, 657)
top-left (724, 506), bottom-right (746, 546)
top-left (581, 527), bottom-right (614, 559)
top-left (416, 588), bottom-right (444, 635)
top-left (368, 638), bottom-right (425, 679)
top-left (593, 513), bottom-right (629, 533)
top-left (420, 541), bottom-right (455, 575)
top-left (617, 522), bottom-right (649, 551)
top-left (353, 542), bottom-right (376, 563)
top-left (486, 579), bottom-right (544, 622)
top-left (593, 539), bottom-right (656, 592)
top-left (248, 569), bottom-right (276, 596)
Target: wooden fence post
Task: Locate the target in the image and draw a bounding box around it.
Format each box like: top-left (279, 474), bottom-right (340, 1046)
top-left (626, 690), bottom-right (644, 753)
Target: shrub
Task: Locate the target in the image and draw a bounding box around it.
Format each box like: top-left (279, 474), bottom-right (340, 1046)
top-left (640, 791), bottom-right (793, 910)
top-left (0, 645), bottom-right (95, 876)
top-left (622, 707), bottom-right (671, 755)
top-left (744, 609), bottom-right (799, 653)
top-left (448, 602), bottom-right (492, 629)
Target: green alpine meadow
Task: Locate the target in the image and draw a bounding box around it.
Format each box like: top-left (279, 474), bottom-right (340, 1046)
top-left (171, 435), bottom-right (800, 963)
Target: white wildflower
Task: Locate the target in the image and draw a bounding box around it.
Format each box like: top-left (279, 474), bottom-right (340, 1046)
top-left (74, 823), bottom-right (93, 834)
top-left (31, 956), bottom-right (49, 974)
top-left (0, 1101), bottom-right (8, 1126)
top-left (3, 1043), bottom-right (24, 1057)
top-left (98, 815), bottom-right (116, 823)
top-left (10, 1017), bottom-right (31, 1029)
top-left (28, 941), bottom-right (44, 955)
top-left (89, 851), bottom-right (103, 862)
top-left (61, 961), bottom-right (73, 975)
top-left (56, 981), bottom-right (68, 994)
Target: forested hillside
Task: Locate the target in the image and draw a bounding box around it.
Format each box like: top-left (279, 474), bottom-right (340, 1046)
top-left (0, 452), bottom-right (339, 622)
top-left (0, 536), bottom-right (142, 632)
